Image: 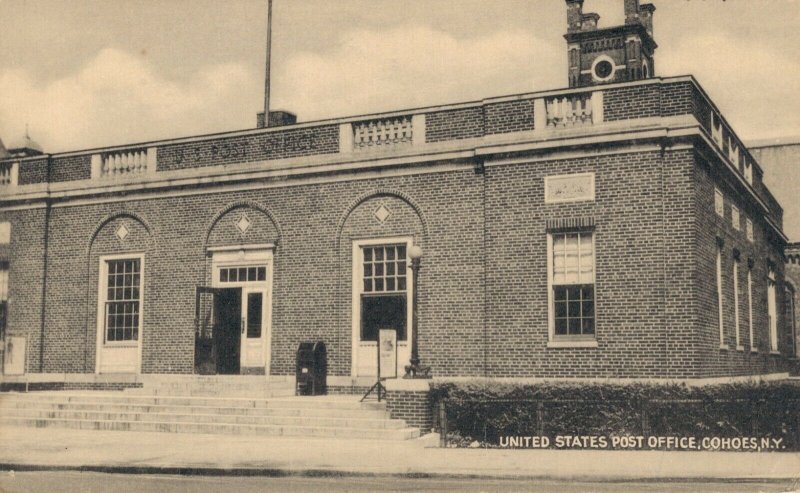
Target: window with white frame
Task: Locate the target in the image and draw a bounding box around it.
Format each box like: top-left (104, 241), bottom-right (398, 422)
top-left (360, 244), bottom-right (408, 342)
top-left (731, 205), bottom-right (740, 231)
top-left (768, 266), bottom-right (778, 352)
top-left (102, 258), bottom-right (142, 343)
top-left (714, 188), bottom-right (724, 217)
top-left (746, 218), bottom-right (754, 242)
top-left (0, 222), bottom-right (9, 245)
top-left (733, 256), bottom-right (741, 349)
top-left (551, 231), bottom-right (595, 338)
top-left (716, 243), bottom-right (725, 347)
top-left (744, 161), bottom-right (753, 185)
top-left (748, 263), bottom-right (755, 352)
top-left (0, 262), bottom-right (8, 342)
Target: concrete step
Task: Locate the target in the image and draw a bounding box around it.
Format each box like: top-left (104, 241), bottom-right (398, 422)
top-left (123, 387), bottom-right (296, 398)
top-left (0, 416), bottom-right (420, 440)
top-left (0, 393), bottom-right (385, 411)
top-left (0, 400), bottom-right (391, 419)
top-left (2, 407), bottom-right (406, 429)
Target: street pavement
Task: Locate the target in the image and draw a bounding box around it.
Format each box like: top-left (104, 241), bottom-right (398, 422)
top-left (0, 471), bottom-right (797, 493)
top-left (0, 425), bottom-right (798, 482)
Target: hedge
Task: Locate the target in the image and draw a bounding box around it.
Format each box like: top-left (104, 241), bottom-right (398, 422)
top-left (430, 380), bottom-right (800, 450)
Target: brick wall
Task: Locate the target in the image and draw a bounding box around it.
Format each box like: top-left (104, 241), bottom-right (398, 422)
top-left (424, 107), bottom-right (483, 143)
top-left (51, 155), bottom-right (91, 183)
top-left (157, 125), bottom-right (339, 172)
top-left (694, 157), bottom-right (791, 377)
top-left (18, 158), bottom-right (48, 185)
top-left (386, 389), bottom-right (432, 431)
top-left (485, 99), bottom-right (534, 135)
top-left (603, 84), bottom-right (661, 122)
top-left (485, 149), bottom-right (697, 378)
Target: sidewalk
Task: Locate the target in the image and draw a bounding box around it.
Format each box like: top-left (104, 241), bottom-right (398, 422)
top-left (0, 425), bottom-right (798, 481)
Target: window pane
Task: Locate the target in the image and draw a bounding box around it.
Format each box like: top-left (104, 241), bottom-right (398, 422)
top-left (361, 294), bottom-right (407, 341)
top-left (375, 263), bottom-right (384, 276)
top-left (568, 301), bottom-right (581, 317)
top-left (364, 279), bottom-right (373, 292)
top-left (397, 246), bottom-right (406, 259)
top-left (397, 261), bottom-right (406, 275)
top-left (248, 267), bottom-right (257, 281)
top-left (554, 287), bottom-right (567, 301)
top-left (257, 267), bottom-right (266, 281)
top-left (374, 278), bottom-right (384, 291)
top-left (386, 278), bottom-right (395, 291)
top-left (568, 318), bottom-right (581, 335)
top-left (220, 269), bottom-right (229, 282)
top-left (555, 318), bottom-right (568, 335)
top-left (582, 300), bottom-right (594, 318)
top-left (397, 277), bottom-right (406, 291)
top-left (387, 248), bottom-right (395, 260)
top-left (582, 318), bottom-right (595, 334)
top-left (375, 248), bottom-right (384, 261)
top-left (554, 301), bottom-right (567, 318)
top-left (386, 262), bottom-right (395, 276)
top-left (246, 293), bottom-right (262, 338)
top-left (364, 264), bottom-right (372, 277)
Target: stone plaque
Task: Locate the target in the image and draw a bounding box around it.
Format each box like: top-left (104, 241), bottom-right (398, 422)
top-left (545, 173), bottom-right (595, 203)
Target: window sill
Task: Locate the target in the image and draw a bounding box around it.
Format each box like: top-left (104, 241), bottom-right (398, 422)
top-left (769, 350), bottom-right (781, 355)
top-left (548, 340), bottom-right (598, 349)
top-left (750, 348), bottom-right (758, 353)
top-left (736, 345), bottom-right (745, 352)
top-left (719, 344), bottom-right (730, 351)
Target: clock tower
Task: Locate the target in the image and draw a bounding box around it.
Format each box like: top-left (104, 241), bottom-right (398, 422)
top-left (565, 0), bottom-right (657, 88)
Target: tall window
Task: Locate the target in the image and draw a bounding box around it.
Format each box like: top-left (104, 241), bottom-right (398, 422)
top-left (551, 231), bottom-right (595, 338)
top-left (731, 205), bottom-right (740, 231)
top-left (103, 258), bottom-right (142, 343)
top-left (360, 244), bottom-right (407, 342)
top-left (768, 266), bottom-right (778, 352)
top-left (748, 264), bottom-right (755, 352)
top-left (733, 257), bottom-right (741, 349)
top-left (714, 188), bottom-right (724, 217)
top-left (0, 262), bottom-right (8, 342)
top-left (716, 244), bottom-right (725, 347)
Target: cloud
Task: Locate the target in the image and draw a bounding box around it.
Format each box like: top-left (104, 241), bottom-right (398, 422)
top-left (0, 48), bottom-right (260, 152)
top-left (659, 32), bottom-right (800, 140)
top-left (274, 25), bottom-right (560, 121)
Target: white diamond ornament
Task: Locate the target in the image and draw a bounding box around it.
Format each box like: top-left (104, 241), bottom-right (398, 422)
top-left (374, 205), bottom-right (391, 223)
top-left (236, 215), bottom-right (251, 234)
top-left (115, 224), bottom-right (130, 241)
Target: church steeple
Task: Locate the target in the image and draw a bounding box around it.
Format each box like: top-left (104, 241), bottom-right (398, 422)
top-left (565, 0), bottom-right (657, 88)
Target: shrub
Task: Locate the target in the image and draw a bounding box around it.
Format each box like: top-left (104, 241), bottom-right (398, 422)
top-left (430, 380), bottom-right (800, 450)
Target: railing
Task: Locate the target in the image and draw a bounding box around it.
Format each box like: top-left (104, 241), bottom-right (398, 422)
top-left (352, 116), bottom-right (414, 150)
top-left (91, 148), bottom-right (156, 178)
top-left (0, 162), bottom-right (15, 187)
top-left (534, 91), bottom-right (603, 130)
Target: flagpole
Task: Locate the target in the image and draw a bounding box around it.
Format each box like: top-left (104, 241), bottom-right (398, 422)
top-left (263, 0), bottom-right (272, 127)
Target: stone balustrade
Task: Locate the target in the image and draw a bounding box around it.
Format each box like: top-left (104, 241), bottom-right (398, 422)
top-left (91, 148), bottom-right (156, 179)
top-left (353, 116), bottom-right (413, 150)
top-left (534, 91), bottom-right (604, 130)
top-left (340, 114), bottom-right (425, 152)
top-left (710, 113), bottom-right (752, 186)
top-left (0, 162), bottom-right (16, 187)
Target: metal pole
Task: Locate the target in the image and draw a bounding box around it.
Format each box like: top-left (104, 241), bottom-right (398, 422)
top-left (263, 0), bottom-right (272, 126)
top-left (409, 256), bottom-right (420, 370)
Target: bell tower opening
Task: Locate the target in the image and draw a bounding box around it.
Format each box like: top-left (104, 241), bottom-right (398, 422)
top-left (564, 0), bottom-right (657, 88)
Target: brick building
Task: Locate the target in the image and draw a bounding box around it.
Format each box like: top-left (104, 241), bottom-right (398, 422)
top-left (0, 0), bottom-right (795, 389)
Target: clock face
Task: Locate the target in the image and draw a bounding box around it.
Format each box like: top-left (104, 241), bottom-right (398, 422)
top-left (594, 60), bottom-right (613, 79)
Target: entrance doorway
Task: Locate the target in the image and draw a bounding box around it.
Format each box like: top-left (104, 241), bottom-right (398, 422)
top-left (195, 248), bottom-right (273, 375)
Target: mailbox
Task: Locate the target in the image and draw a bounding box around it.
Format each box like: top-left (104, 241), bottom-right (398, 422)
top-left (295, 341), bottom-right (327, 396)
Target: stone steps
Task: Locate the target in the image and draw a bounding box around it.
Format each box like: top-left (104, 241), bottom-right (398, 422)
top-left (0, 407), bottom-right (405, 429)
top-left (0, 391), bottom-right (419, 440)
top-left (0, 399), bottom-right (390, 418)
top-left (0, 416), bottom-right (419, 440)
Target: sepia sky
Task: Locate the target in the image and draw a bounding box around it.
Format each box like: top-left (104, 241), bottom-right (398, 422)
top-left (0, 0), bottom-right (798, 152)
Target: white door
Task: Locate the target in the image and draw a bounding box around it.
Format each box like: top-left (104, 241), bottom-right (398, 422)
top-left (241, 287), bottom-right (268, 368)
top-left (212, 249), bottom-right (273, 374)
top-left (352, 239), bottom-right (413, 378)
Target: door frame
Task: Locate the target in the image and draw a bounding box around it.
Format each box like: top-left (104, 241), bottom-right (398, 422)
top-left (211, 248), bottom-right (273, 375)
top-left (351, 236), bottom-right (414, 378)
top-left (95, 252), bottom-right (145, 374)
